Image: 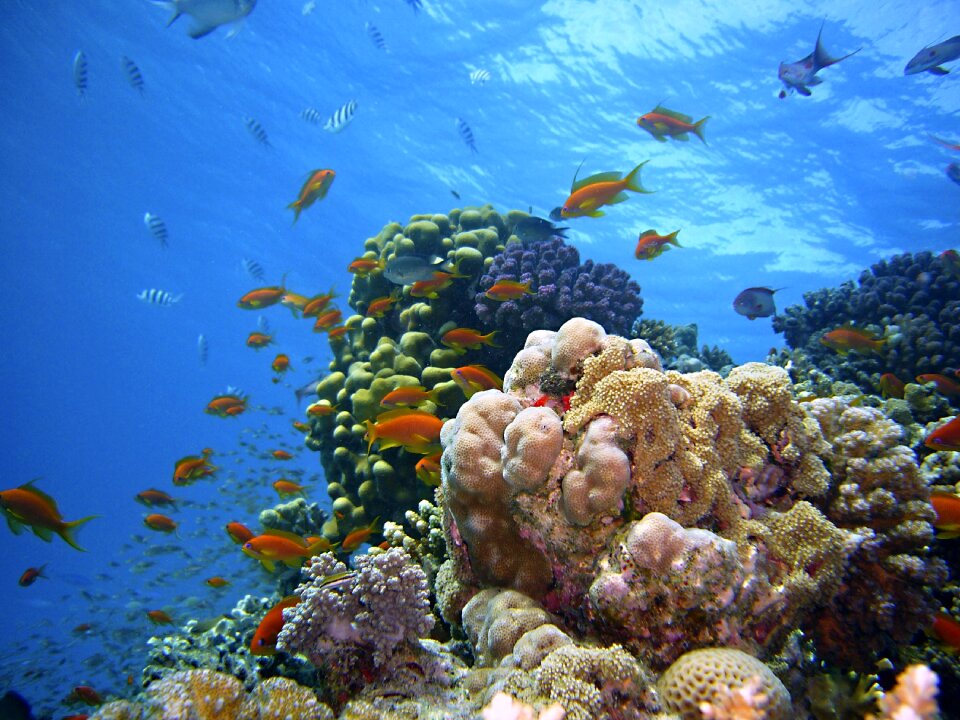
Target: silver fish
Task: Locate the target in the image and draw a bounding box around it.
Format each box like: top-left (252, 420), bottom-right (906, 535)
top-left (366, 22), bottom-right (387, 51)
top-left (294, 377), bottom-right (322, 405)
top-left (144, 212), bottom-right (168, 247)
top-left (733, 287), bottom-right (781, 320)
top-left (324, 100), bottom-right (358, 133)
top-left (73, 51), bottom-right (88, 97)
top-left (384, 255), bottom-right (450, 285)
top-left (905, 35), bottom-right (960, 75)
top-left (778, 23), bottom-right (860, 98)
top-left (153, 0), bottom-right (257, 40)
top-left (197, 334), bottom-right (208, 366)
top-left (136, 288), bottom-right (182, 306)
top-left (469, 69), bottom-right (491, 85)
top-left (300, 107), bottom-right (323, 124)
top-left (456, 117), bottom-right (477, 153)
top-left (122, 56), bottom-right (145, 94)
top-left (244, 116), bottom-right (270, 146)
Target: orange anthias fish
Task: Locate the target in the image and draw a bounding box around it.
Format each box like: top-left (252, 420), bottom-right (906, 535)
top-left (410, 271), bottom-right (459, 299)
top-left (917, 374), bottom-right (960, 396)
top-left (135, 489), bottom-right (178, 509)
top-left (302, 291), bottom-right (337, 318)
top-left (306, 402), bottom-right (337, 418)
top-left (819, 327), bottom-right (886, 356)
top-left (926, 417), bottom-right (960, 452)
top-left (144, 514), bottom-right (178, 534)
top-left (931, 612), bottom-right (960, 652)
top-left (347, 257), bottom-right (384, 276)
top-left (273, 479), bottom-right (307, 497)
top-left (225, 521), bottom-right (255, 545)
top-left (237, 283), bottom-right (286, 310)
top-left (878, 373), bottom-right (906, 400)
top-left (560, 161), bottom-right (651, 219)
top-left (365, 293), bottom-right (399, 318)
top-left (250, 595), bottom-right (300, 656)
top-left (18, 564), bottom-right (47, 587)
top-left (146, 609), bottom-right (174, 625)
top-left (636, 105), bottom-right (709, 144)
top-left (380, 385), bottom-right (438, 409)
top-left (363, 409), bottom-right (445, 455)
top-left (485, 279), bottom-right (534, 302)
top-left (415, 452), bottom-right (443, 486)
top-left (930, 491), bottom-right (960, 538)
top-left (65, 686), bottom-right (103, 706)
top-left (205, 393), bottom-right (248, 417)
top-left (280, 292), bottom-right (310, 317)
top-left (205, 576), bottom-right (230, 588)
top-left (441, 328), bottom-right (498, 353)
top-left (173, 452), bottom-right (218, 485)
top-left (246, 332), bottom-right (274, 350)
top-left (341, 518), bottom-right (381, 553)
top-left (291, 420), bottom-right (312, 432)
top-left (272, 354), bottom-right (292, 374)
top-left (451, 364), bottom-right (503, 398)
top-left (288, 169), bottom-right (335, 223)
top-left (327, 325), bottom-right (349, 341)
top-left (0, 481), bottom-right (96, 551)
top-left (313, 309), bottom-right (343, 332)
top-left (242, 529), bottom-right (331, 572)
top-left (271, 449), bottom-right (294, 460)
top-left (635, 229), bottom-right (682, 261)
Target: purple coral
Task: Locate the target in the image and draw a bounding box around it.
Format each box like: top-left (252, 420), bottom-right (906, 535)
top-left (277, 548), bottom-right (434, 687)
top-left (474, 237), bottom-right (642, 347)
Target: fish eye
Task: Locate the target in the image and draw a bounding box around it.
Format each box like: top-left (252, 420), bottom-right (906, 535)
top-left (243, 542), bottom-right (252, 549)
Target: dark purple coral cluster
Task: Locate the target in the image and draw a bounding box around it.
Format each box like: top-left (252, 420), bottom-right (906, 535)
top-left (474, 237), bottom-right (642, 348)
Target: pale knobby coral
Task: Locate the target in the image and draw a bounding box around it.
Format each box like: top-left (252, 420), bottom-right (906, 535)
top-left (865, 664), bottom-right (939, 720)
top-left (481, 691), bottom-right (566, 720)
top-left (462, 589), bottom-right (554, 667)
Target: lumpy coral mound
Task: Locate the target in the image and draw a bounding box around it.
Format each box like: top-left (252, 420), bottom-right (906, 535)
top-left (437, 317), bottom-right (941, 670)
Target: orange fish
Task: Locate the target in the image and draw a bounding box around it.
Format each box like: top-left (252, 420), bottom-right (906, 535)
top-left (205, 393), bottom-right (247, 417)
top-left (878, 373), bottom-right (905, 400)
top-left (291, 420), bottom-right (312, 432)
top-left (819, 327), bottom-right (886, 355)
top-left (205, 576), bottom-right (230, 588)
top-left (246, 332), bottom-right (274, 350)
top-left (242, 529), bottom-right (331, 572)
top-left (302, 290), bottom-right (337, 318)
top-left (288, 169), bottom-right (335, 223)
top-left (146, 609), bottom-right (174, 625)
top-left (380, 385), bottom-right (438, 409)
top-left (271, 449), bottom-right (294, 460)
top-left (272, 354), bottom-right (292, 374)
top-left (238, 283), bottom-right (286, 310)
top-left (65, 686), bottom-right (103, 706)
top-left (306, 402), bottom-right (338, 418)
top-left (931, 612), bottom-right (960, 651)
top-left (365, 293), bottom-right (399, 318)
top-left (313, 308), bottom-right (343, 332)
top-left (18, 565), bottom-right (47, 587)
top-left (485, 279), bottom-right (534, 302)
top-left (916, 373), bottom-right (960, 396)
top-left (347, 257), bottom-right (384, 275)
top-left (250, 595), bottom-right (300, 656)
top-left (0, 480), bottom-right (96, 551)
top-left (225, 521), bottom-right (255, 545)
top-left (144, 513), bottom-right (178, 534)
top-left (636, 105), bottom-right (709, 143)
top-left (327, 325), bottom-right (349, 341)
top-left (173, 453), bottom-right (218, 485)
top-left (927, 417), bottom-right (960, 452)
top-left (273, 479), bottom-right (307, 497)
top-left (441, 328), bottom-right (498, 353)
top-left (451, 364), bottom-right (503, 398)
top-left (415, 452), bottom-right (443, 486)
top-left (135, 489), bottom-right (178, 508)
top-left (73, 623), bottom-right (93, 634)
top-left (341, 518), bottom-right (381, 553)
top-left (560, 161), bottom-right (651, 219)
top-left (363, 409), bottom-right (444, 455)
top-left (635, 229), bottom-right (681, 260)
top-left (410, 271), bottom-right (459, 299)
top-left (930, 491), bottom-right (960, 538)
top-left (280, 292), bottom-right (310, 316)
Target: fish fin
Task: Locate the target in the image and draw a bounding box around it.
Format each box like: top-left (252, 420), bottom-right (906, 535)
top-left (283, 558), bottom-right (302, 568)
top-left (652, 105), bottom-right (693, 123)
top-left (673, 133), bottom-right (690, 142)
top-left (653, 134), bottom-right (668, 142)
top-left (262, 528), bottom-right (310, 546)
top-left (225, 20), bottom-right (247, 40)
top-left (4, 512), bottom-right (24, 535)
top-left (623, 161), bottom-right (651, 194)
top-left (692, 117), bottom-right (709, 144)
top-left (260, 558), bottom-right (277, 572)
top-left (813, 25), bottom-right (861, 71)
top-left (59, 515), bottom-right (97, 551)
top-left (189, 24), bottom-right (218, 40)
top-left (572, 170), bottom-right (623, 192)
top-left (797, 86), bottom-right (812, 97)
top-left (32, 526), bottom-right (53, 542)
top-left (151, 1), bottom-right (182, 27)
top-left (587, 209), bottom-right (606, 218)
top-left (19, 480), bottom-right (59, 512)
top-left (929, 66), bottom-right (950, 75)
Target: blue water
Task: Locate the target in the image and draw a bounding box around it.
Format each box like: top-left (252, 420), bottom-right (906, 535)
top-left (0, 0), bottom-right (957, 714)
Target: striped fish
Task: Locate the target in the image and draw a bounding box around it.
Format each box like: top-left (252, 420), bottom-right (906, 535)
top-left (366, 22), bottom-right (387, 51)
top-left (469, 69), bottom-right (491, 85)
top-left (144, 212), bottom-right (168, 247)
top-left (122, 56), bottom-right (145, 94)
top-left (323, 100), bottom-right (357, 133)
top-left (73, 51), bottom-right (88, 97)
top-left (403, 0), bottom-right (423, 12)
top-left (136, 288), bottom-right (182, 306)
top-left (241, 258), bottom-right (266, 282)
top-left (198, 334), bottom-right (208, 366)
top-left (300, 107), bottom-right (323, 124)
top-left (244, 116), bottom-right (271, 147)
top-left (456, 117), bottom-right (477, 154)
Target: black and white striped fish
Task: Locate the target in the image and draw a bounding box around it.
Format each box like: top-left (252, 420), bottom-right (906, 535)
top-left (73, 51), bottom-right (88, 97)
top-left (456, 117), bottom-right (478, 154)
top-left (136, 288), bottom-right (182, 306)
top-left (366, 22), bottom-right (387, 51)
top-left (122, 56), bottom-right (145, 94)
top-left (241, 258), bottom-right (266, 282)
top-left (243, 116), bottom-right (271, 147)
top-left (198, 334), bottom-right (208, 366)
top-left (469, 69), bottom-right (491, 85)
top-left (300, 107), bottom-right (323, 124)
top-left (144, 212), bottom-right (168, 247)
top-left (323, 100), bottom-right (358, 133)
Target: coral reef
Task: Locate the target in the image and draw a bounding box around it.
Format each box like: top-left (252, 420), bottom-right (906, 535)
top-left (632, 317), bottom-right (734, 373)
top-left (259, 498), bottom-right (328, 538)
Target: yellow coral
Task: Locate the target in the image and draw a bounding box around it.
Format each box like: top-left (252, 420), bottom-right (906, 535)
top-left (145, 669), bottom-right (247, 719)
top-left (240, 677), bottom-right (333, 719)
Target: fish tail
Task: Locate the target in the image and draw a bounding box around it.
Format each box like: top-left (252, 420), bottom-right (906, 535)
top-left (287, 201), bottom-right (302, 224)
top-left (59, 515), bottom-right (98, 551)
top-left (670, 231), bottom-right (683, 247)
top-left (623, 161), bottom-right (651, 194)
top-left (692, 117), bottom-right (709, 144)
top-left (485, 330), bottom-right (500, 347)
top-left (364, 420), bottom-right (377, 454)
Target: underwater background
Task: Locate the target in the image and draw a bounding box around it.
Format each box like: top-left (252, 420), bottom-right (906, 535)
top-left (0, 0), bottom-right (958, 717)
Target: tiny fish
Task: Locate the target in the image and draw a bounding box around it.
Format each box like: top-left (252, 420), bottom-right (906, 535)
top-left (153, 0), bottom-right (257, 40)
top-left (144, 212), bottom-right (168, 247)
top-left (300, 107), bottom-right (323, 124)
top-left (456, 117), bottom-right (477, 154)
top-left (241, 258), bottom-right (266, 282)
top-left (244, 116), bottom-right (271, 146)
top-left (136, 288), bottom-right (182, 306)
top-left (301, 0), bottom-right (316, 15)
top-left (366, 22), bottom-right (387, 51)
top-left (469, 69), bottom-right (491, 85)
top-left (73, 51), bottom-right (88, 97)
top-left (121, 56), bottom-right (145, 94)
top-left (403, 0), bottom-right (422, 12)
top-left (197, 334), bottom-right (208, 366)
top-left (324, 100), bottom-right (358, 133)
